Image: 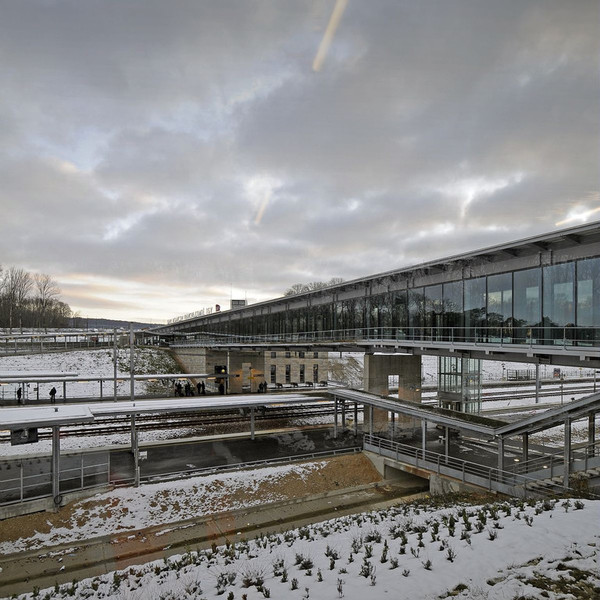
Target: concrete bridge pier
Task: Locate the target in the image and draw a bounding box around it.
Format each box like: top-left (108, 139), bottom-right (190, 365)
top-left (172, 347), bottom-right (264, 394)
top-left (363, 353), bottom-right (421, 436)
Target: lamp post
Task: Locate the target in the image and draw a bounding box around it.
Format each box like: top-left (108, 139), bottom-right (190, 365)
top-left (560, 375), bottom-right (564, 405)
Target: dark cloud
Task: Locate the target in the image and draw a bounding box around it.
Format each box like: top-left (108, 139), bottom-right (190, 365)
top-left (0, 0), bottom-right (597, 321)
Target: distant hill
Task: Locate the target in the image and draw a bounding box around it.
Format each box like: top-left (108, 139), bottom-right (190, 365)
top-left (69, 317), bottom-right (163, 330)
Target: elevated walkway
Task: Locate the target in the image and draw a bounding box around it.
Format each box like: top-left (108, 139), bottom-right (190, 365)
top-left (364, 434), bottom-right (600, 498)
top-left (332, 388), bottom-right (599, 494)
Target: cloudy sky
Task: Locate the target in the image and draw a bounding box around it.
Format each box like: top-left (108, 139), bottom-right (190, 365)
top-left (1, 0), bottom-right (598, 323)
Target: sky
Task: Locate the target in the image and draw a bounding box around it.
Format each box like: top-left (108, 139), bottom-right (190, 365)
top-left (0, 0), bottom-right (598, 323)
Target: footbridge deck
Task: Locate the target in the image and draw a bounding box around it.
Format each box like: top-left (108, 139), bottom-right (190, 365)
top-left (332, 388), bottom-right (600, 496)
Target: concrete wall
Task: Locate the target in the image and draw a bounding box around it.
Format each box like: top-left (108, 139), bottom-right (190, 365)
top-left (171, 347), bottom-right (327, 393)
top-left (429, 474), bottom-right (490, 496)
top-left (363, 353), bottom-right (421, 434)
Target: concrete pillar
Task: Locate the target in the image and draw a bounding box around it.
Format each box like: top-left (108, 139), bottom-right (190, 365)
top-left (250, 407), bottom-right (255, 440)
top-left (564, 417), bottom-right (571, 489)
top-left (353, 402), bottom-right (358, 436)
top-left (390, 412), bottom-right (395, 440)
top-left (363, 353), bottom-right (421, 434)
top-left (341, 400), bottom-right (346, 429)
top-left (52, 426), bottom-right (60, 502)
top-left (421, 420), bottom-right (427, 453)
top-left (225, 351), bottom-right (265, 394)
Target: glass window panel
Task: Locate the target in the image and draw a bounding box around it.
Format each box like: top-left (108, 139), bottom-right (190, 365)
top-left (577, 258), bottom-right (600, 326)
top-left (576, 257), bottom-right (600, 344)
top-left (543, 263), bottom-right (575, 327)
top-left (464, 277), bottom-right (486, 339)
top-left (443, 280), bottom-right (463, 332)
top-left (408, 288), bottom-right (424, 330)
top-left (514, 268), bottom-right (541, 326)
top-left (424, 285), bottom-right (442, 330)
top-left (392, 290), bottom-right (408, 331)
top-left (487, 273), bottom-right (512, 328)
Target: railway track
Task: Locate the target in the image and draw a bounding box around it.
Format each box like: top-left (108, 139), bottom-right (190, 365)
top-left (0, 403), bottom-right (355, 441)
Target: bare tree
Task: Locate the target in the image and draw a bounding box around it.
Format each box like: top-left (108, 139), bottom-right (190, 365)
top-left (3, 267), bottom-right (32, 332)
top-left (284, 278), bottom-right (345, 296)
top-left (34, 273), bottom-right (61, 331)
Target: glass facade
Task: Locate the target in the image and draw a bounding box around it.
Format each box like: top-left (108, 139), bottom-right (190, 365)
top-left (438, 356), bottom-right (482, 414)
top-left (188, 256), bottom-right (600, 347)
top-left (577, 257), bottom-right (600, 344)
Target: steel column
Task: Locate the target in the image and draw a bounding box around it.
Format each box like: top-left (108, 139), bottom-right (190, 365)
top-left (333, 397), bottom-right (338, 439)
top-left (421, 420), bottom-right (427, 453)
top-left (353, 402), bottom-right (358, 436)
top-left (52, 426), bottom-right (60, 502)
top-left (497, 437), bottom-right (504, 472)
top-left (444, 426), bottom-right (449, 460)
top-left (522, 433), bottom-right (529, 463)
top-left (564, 417), bottom-right (571, 489)
top-left (113, 327), bottom-right (118, 401)
top-left (589, 413), bottom-right (596, 456)
top-left (129, 324), bottom-right (135, 402)
top-left (250, 407), bottom-right (255, 440)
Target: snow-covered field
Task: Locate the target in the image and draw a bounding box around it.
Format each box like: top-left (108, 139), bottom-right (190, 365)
top-left (0, 348), bottom-right (180, 403)
top-left (0, 461), bottom-right (325, 556)
top-left (4, 488), bottom-right (599, 600)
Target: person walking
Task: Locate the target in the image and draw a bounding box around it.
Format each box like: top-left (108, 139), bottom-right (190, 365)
top-left (50, 387), bottom-right (57, 403)
top-left (197, 381), bottom-right (203, 396)
top-left (201, 381), bottom-right (206, 395)
top-left (17, 387), bottom-right (22, 404)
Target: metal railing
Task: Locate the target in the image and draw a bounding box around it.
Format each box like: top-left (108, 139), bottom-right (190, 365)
top-left (174, 326), bottom-right (600, 352)
top-left (507, 439), bottom-right (600, 478)
top-left (0, 453), bottom-right (110, 506)
top-left (140, 446), bottom-right (362, 484)
top-left (363, 434), bottom-right (569, 497)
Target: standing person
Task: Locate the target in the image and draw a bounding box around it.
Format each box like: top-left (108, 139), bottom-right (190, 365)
top-left (17, 387), bottom-right (22, 404)
top-left (50, 387), bottom-right (57, 403)
top-left (197, 381), bottom-right (203, 396)
top-left (184, 381), bottom-right (191, 397)
top-left (175, 381), bottom-right (183, 397)
top-left (201, 381), bottom-right (206, 395)
top-left (218, 382), bottom-right (225, 395)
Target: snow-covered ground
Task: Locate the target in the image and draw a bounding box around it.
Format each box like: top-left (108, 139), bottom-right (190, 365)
top-left (0, 348), bottom-right (180, 403)
top-left (2, 474), bottom-right (598, 600)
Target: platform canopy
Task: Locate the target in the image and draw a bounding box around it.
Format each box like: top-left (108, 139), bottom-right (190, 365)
top-left (0, 406), bottom-right (94, 429)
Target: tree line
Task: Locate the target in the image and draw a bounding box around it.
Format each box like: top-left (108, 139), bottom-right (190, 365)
top-left (284, 277), bottom-right (345, 296)
top-left (0, 266), bottom-right (72, 331)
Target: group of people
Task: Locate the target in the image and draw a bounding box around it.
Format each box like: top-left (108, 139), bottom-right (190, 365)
top-left (174, 380), bottom-right (206, 397)
top-left (15, 386), bottom-right (56, 404)
top-left (257, 381), bottom-right (268, 393)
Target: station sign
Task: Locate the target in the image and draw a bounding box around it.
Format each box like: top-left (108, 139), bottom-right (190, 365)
top-left (10, 428), bottom-right (39, 446)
